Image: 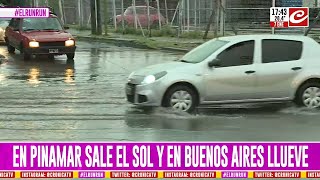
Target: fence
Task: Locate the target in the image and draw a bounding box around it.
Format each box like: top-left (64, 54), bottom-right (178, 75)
top-left (42, 0), bottom-right (320, 37)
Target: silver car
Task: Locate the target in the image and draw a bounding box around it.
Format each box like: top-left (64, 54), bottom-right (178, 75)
top-left (126, 35), bottom-right (320, 112)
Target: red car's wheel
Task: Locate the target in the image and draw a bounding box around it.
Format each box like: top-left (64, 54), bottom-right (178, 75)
top-left (7, 44), bottom-right (15, 54)
top-left (20, 44), bottom-right (31, 61)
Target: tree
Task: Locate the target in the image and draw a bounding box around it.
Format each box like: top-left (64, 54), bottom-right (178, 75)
top-left (203, 4), bottom-right (216, 39)
top-left (103, 0), bottom-right (108, 35)
top-left (90, 0), bottom-right (97, 35)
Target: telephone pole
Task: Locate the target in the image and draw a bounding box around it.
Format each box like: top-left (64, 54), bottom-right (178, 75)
top-left (90, 0), bottom-right (97, 35)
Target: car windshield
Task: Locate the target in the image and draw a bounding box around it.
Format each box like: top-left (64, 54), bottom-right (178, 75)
top-left (22, 17), bottom-right (63, 31)
top-left (179, 39), bottom-right (229, 63)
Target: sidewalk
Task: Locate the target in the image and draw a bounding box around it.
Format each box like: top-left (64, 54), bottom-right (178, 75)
top-left (68, 28), bottom-right (205, 52)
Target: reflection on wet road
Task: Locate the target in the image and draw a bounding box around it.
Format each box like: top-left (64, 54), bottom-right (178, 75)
top-left (0, 41), bottom-right (320, 141)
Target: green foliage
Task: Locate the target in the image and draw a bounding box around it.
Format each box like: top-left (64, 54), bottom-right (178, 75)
top-left (151, 25), bottom-right (176, 37)
top-left (113, 25), bottom-right (176, 37)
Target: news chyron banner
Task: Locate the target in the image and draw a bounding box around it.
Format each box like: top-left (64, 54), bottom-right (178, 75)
top-left (1, 142), bottom-right (320, 179)
top-left (270, 7), bottom-right (309, 28)
top-left (0, 8), bottom-right (49, 18)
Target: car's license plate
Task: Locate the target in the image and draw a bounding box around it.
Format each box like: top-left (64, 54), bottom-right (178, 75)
top-left (126, 84), bottom-right (134, 95)
top-left (49, 49), bottom-right (58, 53)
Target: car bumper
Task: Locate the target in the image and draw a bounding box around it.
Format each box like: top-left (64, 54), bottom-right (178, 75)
top-left (25, 46), bottom-right (76, 55)
top-left (125, 81), bottom-right (165, 107)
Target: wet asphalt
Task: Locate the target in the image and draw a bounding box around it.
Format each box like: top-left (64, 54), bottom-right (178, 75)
top-left (0, 40), bottom-right (320, 142)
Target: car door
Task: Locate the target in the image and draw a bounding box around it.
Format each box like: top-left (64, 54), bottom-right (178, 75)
top-left (203, 40), bottom-right (257, 102)
top-left (7, 18), bottom-right (21, 48)
top-left (254, 39), bottom-right (304, 100)
top-left (6, 19), bottom-right (15, 45)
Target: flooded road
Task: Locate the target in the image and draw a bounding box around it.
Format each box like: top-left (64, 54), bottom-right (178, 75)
top-left (0, 41), bottom-right (320, 142)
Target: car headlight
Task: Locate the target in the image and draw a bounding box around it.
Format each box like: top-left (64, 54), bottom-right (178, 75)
top-left (65, 39), bottom-right (75, 47)
top-left (29, 41), bottom-right (39, 48)
top-left (141, 71), bottom-right (167, 85)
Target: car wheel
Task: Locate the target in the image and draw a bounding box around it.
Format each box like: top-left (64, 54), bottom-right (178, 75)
top-left (20, 44), bottom-right (31, 61)
top-left (296, 82), bottom-right (320, 108)
top-left (7, 44), bottom-right (15, 54)
top-left (163, 85), bottom-right (197, 113)
top-left (67, 53), bottom-right (75, 60)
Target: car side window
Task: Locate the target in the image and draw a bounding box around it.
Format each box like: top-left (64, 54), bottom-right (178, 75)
top-left (124, 8), bottom-right (133, 15)
top-left (216, 40), bottom-right (254, 67)
top-left (262, 39), bottom-right (302, 63)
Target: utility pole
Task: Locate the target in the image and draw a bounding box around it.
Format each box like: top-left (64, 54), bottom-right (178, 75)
top-left (146, 0), bottom-right (151, 37)
top-left (90, 0), bottom-right (97, 35)
top-left (58, 0), bottom-right (64, 24)
top-left (272, 0), bottom-right (275, 34)
top-left (96, 0), bottom-right (102, 35)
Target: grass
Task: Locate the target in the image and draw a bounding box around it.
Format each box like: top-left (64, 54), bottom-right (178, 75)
top-left (67, 24), bottom-right (91, 31)
top-left (111, 26), bottom-right (223, 40)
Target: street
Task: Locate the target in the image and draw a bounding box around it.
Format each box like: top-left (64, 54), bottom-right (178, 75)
top-left (1, 40), bottom-right (320, 142)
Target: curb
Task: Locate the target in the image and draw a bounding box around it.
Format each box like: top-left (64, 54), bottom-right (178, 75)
top-left (74, 35), bottom-right (190, 53)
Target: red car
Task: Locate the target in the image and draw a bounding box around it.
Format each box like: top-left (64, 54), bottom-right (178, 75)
top-left (5, 12), bottom-right (76, 60)
top-left (116, 6), bottom-right (166, 27)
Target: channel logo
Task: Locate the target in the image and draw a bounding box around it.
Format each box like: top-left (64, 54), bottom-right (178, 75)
top-left (270, 7), bottom-right (309, 28)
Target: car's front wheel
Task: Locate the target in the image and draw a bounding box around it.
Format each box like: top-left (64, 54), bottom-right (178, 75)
top-left (7, 44), bottom-right (15, 54)
top-left (296, 82), bottom-right (320, 108)
top-left (20, 46), bottom-right (31, 61)
top-left (163, 85), bottom-right (198, 113)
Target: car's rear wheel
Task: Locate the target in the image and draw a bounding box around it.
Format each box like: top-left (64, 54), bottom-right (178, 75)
top-left (67, 53), bottom-right (75, 60)
top-left (295, 82), bottom-right (320, 108)
top-left (163, 85), bottom-right (197, 113)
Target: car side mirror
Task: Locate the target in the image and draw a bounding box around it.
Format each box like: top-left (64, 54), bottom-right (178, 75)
top-left (64, 26), bottom-right (69, 30)
top-left (208, 59), bottom-right (221, 68)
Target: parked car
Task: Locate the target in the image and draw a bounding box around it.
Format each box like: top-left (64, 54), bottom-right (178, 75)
top-left (0, 18), bottom-right (10, 43)
top-left (4, 12), bottom-right (76, 60)
top-left (126, 35), bottom-right (320, 112)
top-left (115, 6), bottom-right (166, 27)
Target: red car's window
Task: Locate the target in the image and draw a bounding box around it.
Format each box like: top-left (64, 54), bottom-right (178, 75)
top-left (136, 8), bottom-right (146, 14)
top-left (124, 7), bottom-right (158, 15)
top-left (148, 7), bottom-right (157, 14)
top-left (124, 8), bottom-right (133, 15)
top-left (22, 17), bottom-right (63, 31)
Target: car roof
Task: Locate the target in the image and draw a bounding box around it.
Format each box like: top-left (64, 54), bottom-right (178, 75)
top-left (216, 34), bottom-right (313, 42)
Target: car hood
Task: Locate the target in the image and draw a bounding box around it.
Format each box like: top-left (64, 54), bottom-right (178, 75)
top-left (23, 31), bottom-right (73, 41)
top-left (131, 61), bottom-right (193, 76)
